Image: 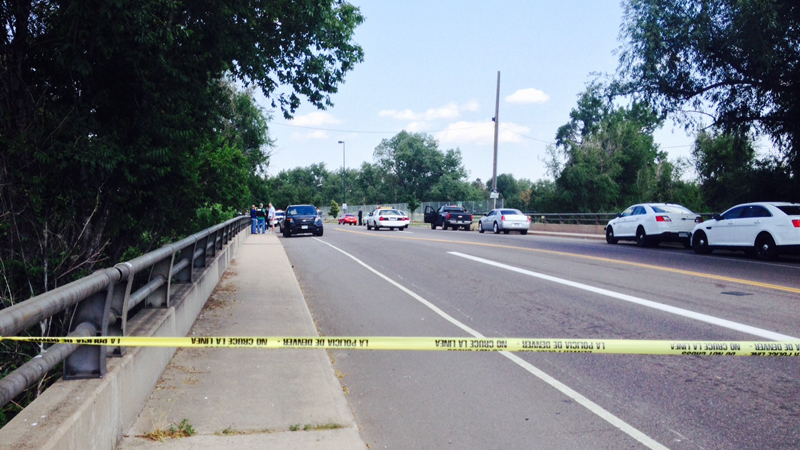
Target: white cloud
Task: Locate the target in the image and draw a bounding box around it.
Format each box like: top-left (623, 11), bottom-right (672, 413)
top-left (462, 99), bottom-right (480, 112)
top-left (290, 111), bottom-right (342, 127)
top-left (505, 88), bottom-right (550, 104)
top-left (405, 122), bottom-right (428, 132)
top-left (423, 103), bottom-right (460, 120)
top-left (434, 121), bottom-right (530, 146)
top-left (379, 101), bottom-right (480, 121)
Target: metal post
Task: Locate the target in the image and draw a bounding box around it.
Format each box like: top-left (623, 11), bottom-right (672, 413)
top-left (491, 71), bottom-right (500, 210)
top-left (338, 140), bottom-right (346, 207)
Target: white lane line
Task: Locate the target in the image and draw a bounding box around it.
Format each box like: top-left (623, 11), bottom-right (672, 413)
top-left (449, 251), bottom-right (797, 341)
top-left (313, 238), bottom-right (668, 450)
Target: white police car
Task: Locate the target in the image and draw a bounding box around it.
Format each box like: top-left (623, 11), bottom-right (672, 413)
top-left (367, 207), bottom-right (410, 231)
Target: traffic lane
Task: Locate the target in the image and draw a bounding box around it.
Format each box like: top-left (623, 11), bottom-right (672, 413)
top-left (409, 225), bottom-right (800, 289)
top-left (282, 235), bottom-right (648, 449)
top-left (429, 251), bottom-right (800, 450)
top-left (305, 229), bottom-right (800, 449)
top-left (331, 227), bottom-right (800, 338)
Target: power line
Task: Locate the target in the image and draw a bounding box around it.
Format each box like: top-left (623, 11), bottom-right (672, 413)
top-left (271, 122), bottom-right (491, 134)
top-left (500, 125), bottom-right (555, 145)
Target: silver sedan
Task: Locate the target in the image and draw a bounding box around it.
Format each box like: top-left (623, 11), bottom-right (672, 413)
top-left (478, 209), bottom-right (530, 235)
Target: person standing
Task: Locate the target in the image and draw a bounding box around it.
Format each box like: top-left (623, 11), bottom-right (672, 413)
top-left (250, 205), bottom-right (258, 234)
top-left (256, 203), bottom-right (267, 234)
top-left (358, 209), bottom-right (363, 226)
top-left (268, 203), bottom-right (276, 234)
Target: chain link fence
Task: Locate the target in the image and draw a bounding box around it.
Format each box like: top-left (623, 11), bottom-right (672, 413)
top-left (319, 199), bottom-right (504, 222)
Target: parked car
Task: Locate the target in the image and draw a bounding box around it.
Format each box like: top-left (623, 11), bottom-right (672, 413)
top-left (605, 203), bottom-right (701, 247)
top-left (424, 205), bottom-right (473, 230)
top-left (478, 209), bottom-right (530, 234)
top-left (282, 204), bottom-right (323, 237)
top-left (691, 202), bottom-right (800, 260)
top-left (339, 214), bottom-right (357, 225)
top-left (273, 210), bottom-right (285, 231)
top-left (367, 207), bottom-right (410, 230)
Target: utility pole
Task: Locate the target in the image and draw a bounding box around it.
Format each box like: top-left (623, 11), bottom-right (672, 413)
top-left (491, 71), bottom-right (500, 210)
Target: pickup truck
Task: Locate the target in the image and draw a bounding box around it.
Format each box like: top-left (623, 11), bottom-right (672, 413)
top-left (424, 205), bottom-right (473, 230)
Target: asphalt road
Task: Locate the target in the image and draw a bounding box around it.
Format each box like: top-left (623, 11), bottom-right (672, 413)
top-left (282, 224), bottom-right (800, 450)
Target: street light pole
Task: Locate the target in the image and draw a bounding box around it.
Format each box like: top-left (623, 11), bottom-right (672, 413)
top-left (338, 140), bottom-right (346, 208)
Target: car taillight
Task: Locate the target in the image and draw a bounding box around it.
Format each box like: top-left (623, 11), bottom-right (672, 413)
top-left (527, 215), bottom-right (531, 222)
top-left (695, 216), bottom-right (703, 223)
top-left (469, 215), bottom-right (473, 220)
top-left (404, 217), bottom-right (410, 221)
top-left (501, 215), bottom-right (506, 221)
top-left (655, 216), bottom-right (671, 222)
top-left (446, 213), bottom-right (450, 220)
top-left (792, 219), bottom-right (800, 227)
top-left (380, 216), bottom-right (386, 221)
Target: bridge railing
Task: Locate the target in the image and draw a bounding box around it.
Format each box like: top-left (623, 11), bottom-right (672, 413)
top-left (528, 213), bottom-right (619, 225)
top-left (0, 216), bottom-right (250, 409)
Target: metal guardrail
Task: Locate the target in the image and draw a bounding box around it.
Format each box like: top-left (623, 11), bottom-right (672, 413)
top-left (528, 213), bottom-right (619, 225)
top-left (526, 212), bottom-right (714, 225)
top-left (0, 216), bottom-right (249, 408)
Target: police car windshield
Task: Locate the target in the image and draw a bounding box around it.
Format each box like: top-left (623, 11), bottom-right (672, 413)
top-left (289, 206), bottom-right (317, 215)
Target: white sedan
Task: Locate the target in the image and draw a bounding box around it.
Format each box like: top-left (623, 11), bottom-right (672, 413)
top-left (367, 208), bottom-right (410, 230)
top-left (478, 209), bottom-right (530, 235)
top-left (605, 203), bottom-right (700, 247)
top-left (691, 202), bottom-right (800, 260)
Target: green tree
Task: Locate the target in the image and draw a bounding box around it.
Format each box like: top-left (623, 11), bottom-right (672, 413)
top-left (616, 0), bottom-right (800, 196)
top-left (553, 87), bottom-right (666, 211)
top-left (692, 130), bottom-right (757, 211)
top-left (0, 0), bottom-right (364, 423)
top-left (485, 173), bottom-right (533, 209)
top-left (329, 200), bottom-right (340, 219)
top-left (373, 131), bottom-right (472, 202)
top-left (1, 0), bottom-right (364, 296)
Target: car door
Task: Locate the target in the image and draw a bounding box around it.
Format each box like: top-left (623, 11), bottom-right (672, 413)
top-left (730, 205), bottom-right (771, 246)
top-left (707, 206), bottom-right (747, 246)
top-left (630, 205), bottom-right (648, 234)
top-left (481, 210), bottom-right (495, 229)
top-left (423, 205), bottom-right (435, 223)
top-left (615, 206), bottom-right (637, 237)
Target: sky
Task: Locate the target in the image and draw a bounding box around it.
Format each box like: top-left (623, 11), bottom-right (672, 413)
top-left (257, 0), bottom-right (698, 184)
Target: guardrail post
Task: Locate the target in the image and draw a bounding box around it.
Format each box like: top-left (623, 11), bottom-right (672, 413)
top-left (63, 269), bottom-right (117, 379)
top-left (146, 247), bottom-right (174, 308)
top-left (195, 233), bottom-right (210, 268)
top-left (206, 229), bottom-right (218, 259)
top-left (215, 227), bottom-right (223, 251)
top-left (109, 263), bottom-right (135, 357)
top-left (175, 238), bottom-right (197, 284)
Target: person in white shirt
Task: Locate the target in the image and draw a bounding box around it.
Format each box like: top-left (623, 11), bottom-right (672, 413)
top-left (268, 203), bottom-right (276, 234)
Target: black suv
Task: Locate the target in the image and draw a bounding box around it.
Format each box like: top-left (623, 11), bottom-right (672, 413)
top-left (282, 205), bottom-right (324, 237)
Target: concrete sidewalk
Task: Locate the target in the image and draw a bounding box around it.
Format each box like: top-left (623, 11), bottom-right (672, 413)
top-left (117, 233), bottom-right (366, 450)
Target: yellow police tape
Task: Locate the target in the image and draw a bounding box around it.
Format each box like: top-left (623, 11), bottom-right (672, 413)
top-left (2, 336), bottom-right (800, 356)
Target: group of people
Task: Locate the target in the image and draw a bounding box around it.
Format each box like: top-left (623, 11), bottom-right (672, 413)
top-left (250, 203), bottom-right (276, 234)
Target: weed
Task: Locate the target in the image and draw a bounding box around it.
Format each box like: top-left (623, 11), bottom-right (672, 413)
top-left (141, 419), bottom-right (196, 441)
top-left (289, 423), bottom-right (344, 432)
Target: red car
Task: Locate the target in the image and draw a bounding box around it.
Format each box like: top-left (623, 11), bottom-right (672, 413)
top-left (339, 214), bottom-right (357, 225)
